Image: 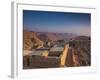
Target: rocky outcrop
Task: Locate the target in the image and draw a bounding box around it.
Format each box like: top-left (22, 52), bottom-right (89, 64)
top-left (23, 30), bottom-right (43, 50)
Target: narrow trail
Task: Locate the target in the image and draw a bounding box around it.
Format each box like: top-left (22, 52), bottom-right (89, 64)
top-left (60, 44), bottom-right (69, 66)
top-left (65, 47), bottom-right (73, 67)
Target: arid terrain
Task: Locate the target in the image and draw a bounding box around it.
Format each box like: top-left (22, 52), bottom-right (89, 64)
top-left (23, 30), bottom-right (76, 50)
top-left (23, 30), bottom-right (91, 69)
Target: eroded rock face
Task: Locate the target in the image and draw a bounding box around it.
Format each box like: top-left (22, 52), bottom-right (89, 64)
top-left (69, 36), bottom-right (91, 66)
top-left (23, 30), bottom-right (43, 50)
top-left (72, 49), bottom-right (81, 66)
top-left (23, 30), bottom-right (77, 50)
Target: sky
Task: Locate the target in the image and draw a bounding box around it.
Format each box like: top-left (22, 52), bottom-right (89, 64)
top-left (23, 10), bottom-right (91, 36)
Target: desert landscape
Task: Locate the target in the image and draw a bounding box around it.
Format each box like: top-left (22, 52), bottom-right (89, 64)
top-left (23, 10), bottom-right (91, 69)
top-left (23, 30), bottom-right (91, 69)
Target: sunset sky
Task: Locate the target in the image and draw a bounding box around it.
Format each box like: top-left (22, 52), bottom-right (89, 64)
top-left (23, 10), bottom-right (91, 36)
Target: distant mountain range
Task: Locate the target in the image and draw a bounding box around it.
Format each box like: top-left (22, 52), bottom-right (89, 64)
top-left (36, 32), bottom-right (77, 42)
top-left (23, 30), bottom-right (90, 50)
top-left (74, 36), bottom-right (90, 41)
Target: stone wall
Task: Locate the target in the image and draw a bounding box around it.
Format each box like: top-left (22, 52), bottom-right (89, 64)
top-left (23, 55), bottom-right (60, 69)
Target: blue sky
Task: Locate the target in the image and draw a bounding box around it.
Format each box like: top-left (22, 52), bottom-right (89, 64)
top-left (23, 10), bottom-right (91, 36)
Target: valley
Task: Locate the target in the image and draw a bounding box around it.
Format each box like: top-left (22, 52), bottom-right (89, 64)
top-left (23, 30), bottom-right (91, 69)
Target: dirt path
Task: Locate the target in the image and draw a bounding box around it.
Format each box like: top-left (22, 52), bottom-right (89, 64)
top-left (60, 44), bottom-right (69, 66)
top-left (65, 47), bottom-right (73, 67)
